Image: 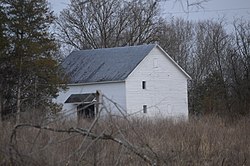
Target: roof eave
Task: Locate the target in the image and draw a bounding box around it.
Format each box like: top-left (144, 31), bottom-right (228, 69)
top-left (67, 80), bottom-right (125, 86)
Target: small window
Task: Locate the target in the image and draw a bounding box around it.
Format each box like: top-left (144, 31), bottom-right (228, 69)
top-left (153, 58), bottom-right (158, 68)
top-left (142, 81), bottom-right (146, 89)
top-left (143, 105), bottom-right (147, 113)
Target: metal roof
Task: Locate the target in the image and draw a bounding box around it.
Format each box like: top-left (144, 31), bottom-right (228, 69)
top-left (64, 93), bottom-right (96, 103)
top-left (61, 44), bottom-right (156, 84)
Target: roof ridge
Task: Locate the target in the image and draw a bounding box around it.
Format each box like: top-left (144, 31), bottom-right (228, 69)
top-left (75, 44), bottom-right (157, 52)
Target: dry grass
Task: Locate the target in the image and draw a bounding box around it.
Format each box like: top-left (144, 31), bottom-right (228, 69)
top-left (0, 115), bottom-right (249, 166)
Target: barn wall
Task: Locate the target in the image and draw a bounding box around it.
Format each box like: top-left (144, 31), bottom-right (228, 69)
top-left (125, 46), bottom-right (188, 119)
top-left (54, 81), bottom-right (126, 119)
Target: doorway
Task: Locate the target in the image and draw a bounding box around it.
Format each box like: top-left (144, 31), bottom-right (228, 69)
top-left (77, 103), bottom-right (95, 118)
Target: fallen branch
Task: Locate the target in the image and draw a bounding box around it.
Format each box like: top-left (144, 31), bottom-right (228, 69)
top-left (10, 123), bottom-right (154, 165)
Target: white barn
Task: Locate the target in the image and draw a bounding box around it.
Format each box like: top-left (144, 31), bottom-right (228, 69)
top-left (55, 44), bottom-right (191, 119)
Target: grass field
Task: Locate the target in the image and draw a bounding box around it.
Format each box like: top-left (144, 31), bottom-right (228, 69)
top-left (0, 114), bottom-right (249, 165)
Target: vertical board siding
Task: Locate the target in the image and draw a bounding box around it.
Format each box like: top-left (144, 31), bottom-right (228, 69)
top-left (125, 47), bottom-right (188, 118)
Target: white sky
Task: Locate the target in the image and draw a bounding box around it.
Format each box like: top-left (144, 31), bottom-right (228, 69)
top-left (48, 0), bottom-right (250, 22)
top-left (161, 0), bottom-right (250, 22)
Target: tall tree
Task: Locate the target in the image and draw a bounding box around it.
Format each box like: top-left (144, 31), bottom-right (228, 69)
top-left (0, 3), bottom-right (7, 120)
top-left (56, 0), bottom-right (161, 50)
top-left (0, 0), bottom-right (65, 122)
top-left (157, 18), bottom-right (194, 71)
top-left (226, 20), bottom-right (250, 116)
top-left (188, 20), bottom-right (231, 115)
top-left (157, 18), bottom-right (250, 117)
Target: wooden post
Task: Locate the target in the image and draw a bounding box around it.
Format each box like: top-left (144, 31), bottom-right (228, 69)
top-left (95, 90), bottom-right (102, 117)
top-left (93, 90), bottom-right (102, 165)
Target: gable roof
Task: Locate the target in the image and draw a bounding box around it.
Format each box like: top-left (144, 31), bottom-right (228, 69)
top-left (61, 44), bottom-right (191, 84)
top-left (61, 44), bottom-right (156, 84)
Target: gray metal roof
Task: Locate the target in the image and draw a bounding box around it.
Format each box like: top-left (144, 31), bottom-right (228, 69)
top-left (61, 44), bottom-right (156, 84)
top-left (64, 93), bottom-right (96, 103)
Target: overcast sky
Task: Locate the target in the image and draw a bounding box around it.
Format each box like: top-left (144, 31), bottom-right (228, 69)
top-left (48, 0), bottom-right (250, 22)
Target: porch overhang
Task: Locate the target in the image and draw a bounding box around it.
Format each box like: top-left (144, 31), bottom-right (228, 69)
top-left (64, 93), bottom-right (96, 104)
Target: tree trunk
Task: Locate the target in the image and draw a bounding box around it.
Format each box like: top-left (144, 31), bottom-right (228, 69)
top-left (0, 92), bottom-right (2, 126)
top-left (0, 77), bottom-right (3, 125)
top-left (16, 83), bottom-right (21, 124)
top-left (16, 56), bottom-right (22, 124)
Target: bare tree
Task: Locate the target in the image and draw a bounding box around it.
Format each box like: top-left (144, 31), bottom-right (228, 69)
top-left (156, 18), bottom-right (249, 116)
top-left (189, 20), bottom-right (232, 115)
top-left (56, 0), bottom-right (161, 50)
top-left (157, 18), bottom-right (194, 71)
top-left (226, 20), bottom-right (250, 116)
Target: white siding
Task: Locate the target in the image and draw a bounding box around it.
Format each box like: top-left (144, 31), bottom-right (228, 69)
top-left (125, 47), bottom-right (188, 118)
top-left (54, 82), bottom-right (126, 118)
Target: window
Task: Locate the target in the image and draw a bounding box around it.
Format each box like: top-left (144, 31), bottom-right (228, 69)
top-left (143, 105), bottom-right (147, 113)
top-left (153, 58), bottom-right (158, 68)
top-left (142, 81), bottom-right (146, 89)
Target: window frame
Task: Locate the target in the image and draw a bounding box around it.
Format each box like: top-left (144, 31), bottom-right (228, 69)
top-left (142, 81), bottom-right (146, 89)
top-left (143, 105), bottom-right (147, 113)
top-left (153, 58), bottom-right (158, 68)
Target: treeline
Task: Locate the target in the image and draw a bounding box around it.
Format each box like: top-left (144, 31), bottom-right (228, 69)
top-left (57, 0), bottom-right (250, 117)
top-left (159, 19), bottom-right (250, 117)
top-left (0, 0), bottom-right (249, 120)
